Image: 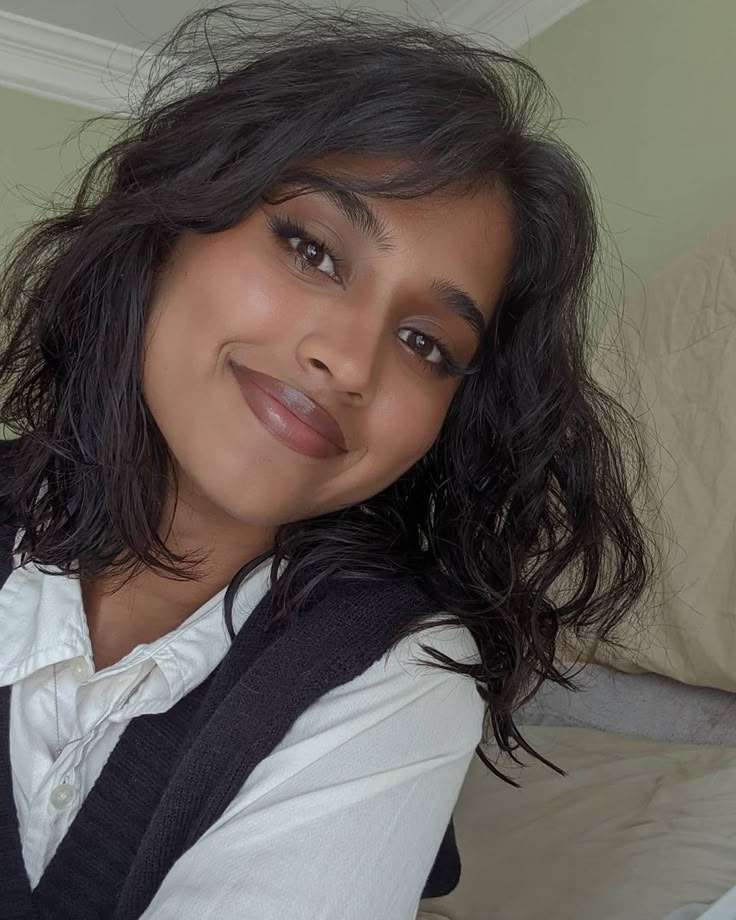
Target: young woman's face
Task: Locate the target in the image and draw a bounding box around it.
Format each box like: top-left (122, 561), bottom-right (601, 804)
top-left (142, 158), bottom-right (514, 538)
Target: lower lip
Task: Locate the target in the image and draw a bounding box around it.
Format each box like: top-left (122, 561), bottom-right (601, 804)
top-left (231, 363), bottom-right (344, 460)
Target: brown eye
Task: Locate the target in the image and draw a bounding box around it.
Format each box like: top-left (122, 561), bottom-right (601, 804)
top-left (397, 328), bottom-right (444, 366)
top-left (296, 239), bottom-right (323, 266)
top-left (267, 214), bottom-right (344, 283)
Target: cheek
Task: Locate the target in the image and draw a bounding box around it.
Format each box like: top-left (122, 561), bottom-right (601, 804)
top-left (373, 392), bottom-right (449, 471)
top-left (223, 259), bottom-right (295, 337)
top-left (143, 252), bottom-right (279, 382)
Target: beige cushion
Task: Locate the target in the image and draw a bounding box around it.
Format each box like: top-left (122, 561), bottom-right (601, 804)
top-left (558, 214), bottom-right (736, 690)
top-left (419, 727), bottom-right (736, 920)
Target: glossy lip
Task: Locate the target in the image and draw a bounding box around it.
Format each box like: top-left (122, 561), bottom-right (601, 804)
top-left (230, 360), bottom-right (347, 458)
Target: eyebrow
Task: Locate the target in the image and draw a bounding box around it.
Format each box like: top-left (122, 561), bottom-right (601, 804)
top-left (318, 187), bottom-right (488, 343)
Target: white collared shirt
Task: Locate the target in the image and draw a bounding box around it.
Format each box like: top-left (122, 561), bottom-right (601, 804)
top-left (0, 548), bottom-right (485, 920)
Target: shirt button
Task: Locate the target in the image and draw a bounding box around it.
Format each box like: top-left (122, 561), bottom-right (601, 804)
top-left (50, 783), bottom-right (76, 810)
top-left (69, 658), bottom-right (89, 681)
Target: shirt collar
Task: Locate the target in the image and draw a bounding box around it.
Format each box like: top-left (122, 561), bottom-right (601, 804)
top-left (0, 553), bottom-right (90, 687)
top-left (0, 548), bottom-right (278, 694)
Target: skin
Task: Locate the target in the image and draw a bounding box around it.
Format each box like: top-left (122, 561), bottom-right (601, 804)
top-left (82, 156), bottom-right (515, 669)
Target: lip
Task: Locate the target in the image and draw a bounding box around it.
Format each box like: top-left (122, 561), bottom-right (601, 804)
top-left (230, 361), bottom-right (347, 459)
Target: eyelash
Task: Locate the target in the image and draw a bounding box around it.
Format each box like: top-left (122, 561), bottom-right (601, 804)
top-left (266, 213), bottom-right (466, 379)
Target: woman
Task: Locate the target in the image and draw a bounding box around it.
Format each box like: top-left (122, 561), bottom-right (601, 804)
top-left (0, 3), bottom-right (661, 918)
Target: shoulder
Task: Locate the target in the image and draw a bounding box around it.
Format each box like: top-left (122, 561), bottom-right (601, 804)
top-left (379, 616), bottom-right (484, 735)
top-left (387, 614), bottom-right (483, 674)
top-left (296, 614), bottom-right (485, 760)
top-left (227, 614), bottom-right (485, 820)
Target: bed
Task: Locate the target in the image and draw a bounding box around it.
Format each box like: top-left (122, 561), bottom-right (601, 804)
top-left (418, 211), bottom-right (736, 920)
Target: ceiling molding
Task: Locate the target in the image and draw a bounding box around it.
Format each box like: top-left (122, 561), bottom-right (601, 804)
top-left (442, 0), bottom-right (588, 49)
top-left (0, 10), bottom-right (142, 112)
top-left (0, 0), bottom-right (587, 114)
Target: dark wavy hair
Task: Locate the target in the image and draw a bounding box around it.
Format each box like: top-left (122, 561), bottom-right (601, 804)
top-left (0, 2), bottom-right (664, 781)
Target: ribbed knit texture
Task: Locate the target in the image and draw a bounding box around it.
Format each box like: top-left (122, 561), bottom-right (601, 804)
top-left (0, 482), bottom-right (461, 920)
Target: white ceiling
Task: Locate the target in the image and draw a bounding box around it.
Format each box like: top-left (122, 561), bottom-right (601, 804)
top-left (0, 0), bottom-right (589, 111)
top-left (0, 0), bottom-right (502, 48)
top-left (0, 0), bottom-right (220, 48)
top-left (0, 0), bottom-right (581, 50)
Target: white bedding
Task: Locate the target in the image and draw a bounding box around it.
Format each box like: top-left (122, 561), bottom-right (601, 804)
top-left (423, 715), bottom-right (736, 919)
top-left (666, 884), bottom-right (736, 920)
top-left (517, 665), bottom-right (736, 920)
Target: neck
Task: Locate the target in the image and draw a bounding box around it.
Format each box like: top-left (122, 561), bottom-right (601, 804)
top-left (81, 476), bottom-right (276, 671)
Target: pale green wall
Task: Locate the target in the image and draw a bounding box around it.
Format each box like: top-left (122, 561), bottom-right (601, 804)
top-left (525, 0), bottom-right (736, 294)
top-left (0, 86), bottom-right (98, 254)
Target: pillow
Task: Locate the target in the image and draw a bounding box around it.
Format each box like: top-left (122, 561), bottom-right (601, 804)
top-left (419, 726), bottom-right (736, 920)
top-left (558, 214), bottom-right (736, 691)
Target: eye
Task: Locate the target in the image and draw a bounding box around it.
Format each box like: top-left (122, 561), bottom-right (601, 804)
top-left (397, 328), bottom-right (463, 378)
top-left (398, 329), bottom-right (444, 367)
top-left (267, 214), bottom-right (344, 284)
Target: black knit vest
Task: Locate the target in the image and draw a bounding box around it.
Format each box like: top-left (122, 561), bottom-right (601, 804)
top-left (0, 519), bottom-right (465, 918)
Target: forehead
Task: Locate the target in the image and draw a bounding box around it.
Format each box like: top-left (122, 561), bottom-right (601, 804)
top-left (277, 152), bottom-right (511, 230)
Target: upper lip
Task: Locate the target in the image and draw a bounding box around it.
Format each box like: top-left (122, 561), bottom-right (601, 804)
top-left (231, 361), bottom-right (347, 452)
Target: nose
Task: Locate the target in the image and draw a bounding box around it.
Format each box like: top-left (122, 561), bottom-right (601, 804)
top-left (296, 306), bottom-right (385, 400)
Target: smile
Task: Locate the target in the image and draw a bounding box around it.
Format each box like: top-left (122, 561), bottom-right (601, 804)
top-left (230, 361), bottom-right (347, 460)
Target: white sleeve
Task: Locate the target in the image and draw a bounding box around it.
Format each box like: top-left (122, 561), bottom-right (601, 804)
top-left (140, 620), bottom-right (486, 920)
